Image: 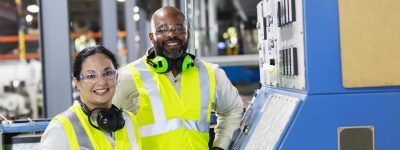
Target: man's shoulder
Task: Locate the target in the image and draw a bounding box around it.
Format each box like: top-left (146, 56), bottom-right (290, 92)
top-left (122, 58), bottom-right (144, 68)
top-left (118, 58), bottom-right (144, 75)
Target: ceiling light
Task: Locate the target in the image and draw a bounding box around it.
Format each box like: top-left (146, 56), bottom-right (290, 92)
top-left (135, 35), bottom-right (140, 42)
top-left (133, 14), bottom-right (140, 21)
top-left (133, 6), bottom-right (139, 13)
top-left (27, 5), bottom-right (39, 13)
top-left (26, 15), bottom-right (33, 23)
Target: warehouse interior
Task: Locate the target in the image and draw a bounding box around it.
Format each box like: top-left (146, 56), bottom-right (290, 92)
top-left (1, 0), bottom-right (400, 150)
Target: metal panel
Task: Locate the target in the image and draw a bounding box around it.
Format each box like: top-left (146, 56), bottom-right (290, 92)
top-left (100, 0), bottom-right (118, 53)
top-left (258, 0), bottom-right (306, 89)
top-left (229, 87), bottom-right (271, 150)
top-left (0, 122), bottom-right (49, 133)
top-left (245, 93), bottom-right (301, 150)
top-left (303, 0), bottom-right (400, 94)
top-left (256, 1), bottom-right (267, 86)
top-left (38, 0), bottom-right (72, 118)
top-left (278, 93), bottom-right (400, 150)
top-left (125, 0), bottom-right (138, 61)
top-left (338, 126), bottom-right (375, 150)
top-left (258, 0), bottom-right (305, 89)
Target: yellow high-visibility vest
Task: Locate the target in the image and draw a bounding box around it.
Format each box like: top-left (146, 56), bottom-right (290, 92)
top-left (53, 103), bottom-right (142, 150)
top-left (126, 57), bottom-right (216, 150)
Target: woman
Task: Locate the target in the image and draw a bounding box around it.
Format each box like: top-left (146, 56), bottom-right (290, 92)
top-left (40, 45), bottom-right (141, 150)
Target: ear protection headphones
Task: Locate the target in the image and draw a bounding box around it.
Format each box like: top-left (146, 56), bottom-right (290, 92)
top-left (80, 102), bottom-right (125, 132)
top-left (146, 50), bottom-right (195, 74)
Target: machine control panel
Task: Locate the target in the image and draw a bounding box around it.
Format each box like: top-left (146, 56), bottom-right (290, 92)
top-left (229, 89), bottom-right (301, 150)
top-left (257, 0), bottom-right (305, 89)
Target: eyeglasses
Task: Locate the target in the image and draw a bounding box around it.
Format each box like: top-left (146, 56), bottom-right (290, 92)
top-left (77, 69), bottom-right (118, 83)
top-left (154, 24), bottom-right (187, 35)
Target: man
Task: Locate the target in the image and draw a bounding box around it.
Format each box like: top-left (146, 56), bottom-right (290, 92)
top-left (113, 6), bottom-right (243, 150)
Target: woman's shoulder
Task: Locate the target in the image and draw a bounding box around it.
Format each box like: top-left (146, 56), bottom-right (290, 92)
top-left (40, 119), bottom-right (70, 150)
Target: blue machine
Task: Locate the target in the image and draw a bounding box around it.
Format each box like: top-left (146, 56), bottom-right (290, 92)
top-left (230, 0), bottom-right (400, 149)
top-left (221, 66), bottom-right (260, 84)
top-left (0, 120), bottom-right (49, 150)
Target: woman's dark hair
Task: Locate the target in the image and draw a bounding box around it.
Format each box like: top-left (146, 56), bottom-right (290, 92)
top-left (73, 45), bottom-right (119, 79)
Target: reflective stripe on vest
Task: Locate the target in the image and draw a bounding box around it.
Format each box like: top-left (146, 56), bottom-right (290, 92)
top-left (139, 117), bottom-right (183, 137)
top-left (123, 112), bottom-right (141, 150)
top-left (61, 107), bottom-right (93, 149)
top-left (133, 59), bottom-right (166, 123)
top-left (191, 60), bottom-right (211, 132)
top-left (128, 57), bottom-right (215, 137)
top-left (54, 103), bottom-right (140, 150)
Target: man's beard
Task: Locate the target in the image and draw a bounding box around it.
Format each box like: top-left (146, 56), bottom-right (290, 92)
top-left (153, 39), bottom-right (189, 59)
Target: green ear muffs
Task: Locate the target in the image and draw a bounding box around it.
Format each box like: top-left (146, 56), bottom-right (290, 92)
top-left (179, 54), bottom-right (195, 72)
top-left (149, 55), bottom-right (170, 73)
top-left (146, 51), bottom-right (196, 74)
